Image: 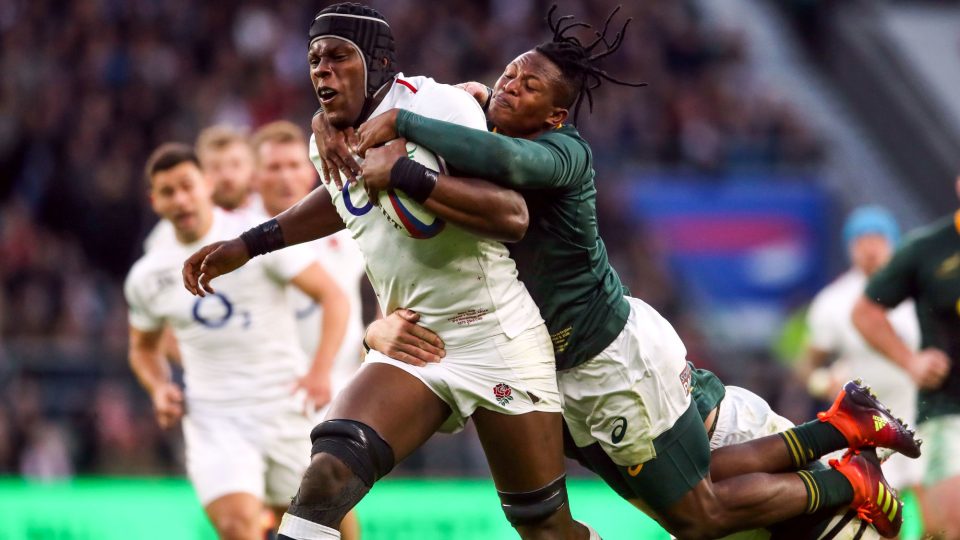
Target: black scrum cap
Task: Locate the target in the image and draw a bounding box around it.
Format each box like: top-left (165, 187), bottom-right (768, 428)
top-left (309, 3), bottom-right (398, 98)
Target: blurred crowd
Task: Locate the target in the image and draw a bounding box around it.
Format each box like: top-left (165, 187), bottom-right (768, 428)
top-left (0, 0), bottom-right (822, 477)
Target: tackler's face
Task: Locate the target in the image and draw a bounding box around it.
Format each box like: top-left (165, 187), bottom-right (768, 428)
top-left (488, 51), bottom-right (568, 138)
top-left (309, 37), bottom-right (367, 130)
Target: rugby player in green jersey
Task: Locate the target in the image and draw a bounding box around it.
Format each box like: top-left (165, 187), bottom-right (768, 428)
top-left (314, 6), bottom-right (922, 538)
top-left (853, 177), bottom-right (960, 538)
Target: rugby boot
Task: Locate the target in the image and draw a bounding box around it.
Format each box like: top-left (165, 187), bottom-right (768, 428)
top-left (817, 379), bottom-right (921, 458)
top-left (830, 448), bottom-right (903, 538)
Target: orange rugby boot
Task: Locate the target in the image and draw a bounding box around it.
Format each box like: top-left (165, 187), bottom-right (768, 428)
top-left (817, 379), bottom-right (921, 458)
top-left (830, 448), bottom-right (903, 538)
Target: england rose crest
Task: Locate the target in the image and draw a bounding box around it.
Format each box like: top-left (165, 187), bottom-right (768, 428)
top-left (493, 383), bottom-right (513, 406)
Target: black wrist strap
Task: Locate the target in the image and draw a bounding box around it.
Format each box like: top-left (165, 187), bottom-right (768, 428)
top-left (390, 158), bottom-right (438, 204)
top-left (239, 218), bottom-right (286, 258)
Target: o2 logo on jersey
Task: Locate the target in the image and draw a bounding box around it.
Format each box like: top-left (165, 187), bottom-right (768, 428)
top-left (192, 292), bottom-right (247, 329)
top-left (342, 182), bottom-right (373, 216)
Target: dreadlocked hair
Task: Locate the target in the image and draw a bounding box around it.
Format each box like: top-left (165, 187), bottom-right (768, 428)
top-left (535, 4), bottom-right (646, 122)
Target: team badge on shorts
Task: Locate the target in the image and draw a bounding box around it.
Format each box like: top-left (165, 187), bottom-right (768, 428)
top-left (493, 383), bottom-right (514, 406)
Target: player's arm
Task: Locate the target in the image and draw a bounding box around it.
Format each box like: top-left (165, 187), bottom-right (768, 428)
top-left (356, 109), bottom-right (587, 190)
top-left (288, 262), bottom-right (351, 411)
top-left (852, 240), bottom-right (950, 389)
top-left (128, 326), bottom-right (184, 429)
top-left (361, 141), bottom-right (528, 242)
top-left (852, 296), bottom-right (950, 390)
top-left (182, 186), bottom-right (345, 296)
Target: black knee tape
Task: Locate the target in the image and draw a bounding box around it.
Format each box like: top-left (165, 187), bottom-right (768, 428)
top-left (498, 475), bottom-right (569, 527)
top-left (309, 419), bottom-right (395, 487)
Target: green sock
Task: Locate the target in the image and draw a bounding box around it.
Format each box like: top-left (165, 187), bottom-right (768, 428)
top-left (796, 468), bottom-right (855, 514)
top-left (780, 421), bottom-right (848, 467)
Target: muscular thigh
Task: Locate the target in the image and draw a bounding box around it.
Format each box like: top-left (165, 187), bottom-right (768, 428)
top-left (324, 362), bottom-right (450, 462)
top-left (473, 409), bottom-right (566, 492)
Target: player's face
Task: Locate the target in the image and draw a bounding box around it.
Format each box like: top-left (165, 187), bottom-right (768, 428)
top-left (488, 51), bottom-right (568, 138)
top-left (309, 38), bottom-right (367, 130)
top-left (150, 162), bottom-right (213, 243)
top-left (256, 140), bottom-right (317, 216)
top-left (200, 142), bottom-right (255, 211)
top-left (850, 233), bottom-right (893, 276)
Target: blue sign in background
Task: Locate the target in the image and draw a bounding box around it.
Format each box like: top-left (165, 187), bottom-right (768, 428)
top-left (630, 177), bottom-right (830, 346)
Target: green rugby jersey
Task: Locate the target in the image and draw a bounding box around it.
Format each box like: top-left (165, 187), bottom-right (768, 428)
top-left (397, 111), bottom-right (630, 369)
top-left (865, 212), bottom-right (960, 423)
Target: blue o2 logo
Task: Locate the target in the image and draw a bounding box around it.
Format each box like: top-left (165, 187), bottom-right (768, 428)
top-left (342, 182), bottom-right (373, 216)
top-left (192, 293), bottom-right (234, 328)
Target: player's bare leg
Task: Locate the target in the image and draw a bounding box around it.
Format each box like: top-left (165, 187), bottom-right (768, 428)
top-left (205, 492), bottom-right (264, 540)
top-left (279, 362), bottom-right (450, 539)
top-left (473, 408), bottom-right (592, 540)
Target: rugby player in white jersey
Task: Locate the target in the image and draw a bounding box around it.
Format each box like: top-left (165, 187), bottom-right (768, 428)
top-left (126, 143), bottom-right (349, 540)
top-left (798, 206), bottom-right (922, 492)
top-left (145, 125), bottom-right (264, 252)
top-left (183, 4), bottom-right (598, 540)
top-left (251, 120), bottom-right (367, 539)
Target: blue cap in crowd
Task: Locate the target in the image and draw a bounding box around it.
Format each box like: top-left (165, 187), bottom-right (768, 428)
top-left (843, 205), bottom-right (900, 247)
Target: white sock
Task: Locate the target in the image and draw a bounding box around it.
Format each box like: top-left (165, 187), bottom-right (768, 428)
top-left (578, 520), bottom-right (601, 540)
top-left (278, 513), bottom-right (340, 539)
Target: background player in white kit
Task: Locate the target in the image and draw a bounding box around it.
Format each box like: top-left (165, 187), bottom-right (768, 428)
top-left (145, 125), bottom-right (264, 252)
top-left (251, 120), bottom-right (367, 539)
top-left (126, 143), bottom-right (350, 540)
top-left (183, 4), bottom-right (598, 539)
top-left (797, 206), bottom-right (922, 491)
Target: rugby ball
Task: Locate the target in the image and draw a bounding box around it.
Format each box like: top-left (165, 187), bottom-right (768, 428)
top-left (377, 141), bottom-right (446, 239)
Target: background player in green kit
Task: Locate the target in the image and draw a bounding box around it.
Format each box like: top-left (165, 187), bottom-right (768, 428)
top-left (853, 175), bottom-right (960, 538)
top-left (315, 6), bottom-right (922, 538)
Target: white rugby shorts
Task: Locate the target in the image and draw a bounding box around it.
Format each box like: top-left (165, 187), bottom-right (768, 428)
top-left (558, 297), bottom-right (692, 466)
top-left (365, 324), bottom-right (561, 433)
top-left (916, 414), bottom-right (960, 487)
top-left (183, 399), bottom-right (313, 507)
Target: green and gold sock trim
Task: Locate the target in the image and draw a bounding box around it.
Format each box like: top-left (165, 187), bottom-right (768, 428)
top-left (781, 430), bottom-right (810, 468)
top-left (797, 470), bottom-right (821, 513)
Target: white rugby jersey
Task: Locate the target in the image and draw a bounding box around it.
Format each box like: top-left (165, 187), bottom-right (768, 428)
top-left (125, 208), bottom-right (316, 407)
top-left (808, 269), bottom-right (920, 418)
top-left (310, 74), bottom-right (543, 348)
top-left (290, 230), bottom-right (366, 390)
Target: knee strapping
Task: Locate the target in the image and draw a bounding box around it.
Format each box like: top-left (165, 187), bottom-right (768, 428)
top-left (498, 475), bottom-right (569, 526)
top-left (309, 419), bottom-right (395, 487)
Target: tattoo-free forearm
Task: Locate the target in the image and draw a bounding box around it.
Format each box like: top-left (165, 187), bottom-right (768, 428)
top-left (852, 296), bottom-right (914, 370)
top-left (272, 185), bottom-right (346, 246)
top-left (423, 174), bottom-right (529, 242)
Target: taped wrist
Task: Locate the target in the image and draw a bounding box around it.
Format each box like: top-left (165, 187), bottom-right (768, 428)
top-left (240, 218), bottom-right (286, 258)
top-left (389, 157), bottom-right (437, 204)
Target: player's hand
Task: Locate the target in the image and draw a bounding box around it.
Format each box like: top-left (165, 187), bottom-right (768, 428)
top-left (365, 309), bottom-right (445, 367)
top-left (910, 348), bottom-right (951, 389)
top-left (182, 239), bottom-right (250, 297)
top-left (456, 81), bottom-right (492, 109)
top-left (356, 109), bottom-right (400, 157)
top-left (151, 383), bottom-right (184, 429)
top-left (292, 369), bottom-right (332, 415)
top-left (312, 110), bottom-right (361, 189)
top-left (361, 139), bottom-right (408, 203)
